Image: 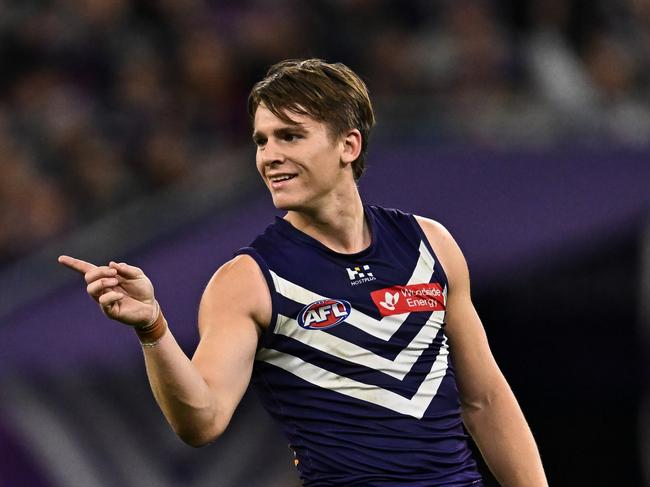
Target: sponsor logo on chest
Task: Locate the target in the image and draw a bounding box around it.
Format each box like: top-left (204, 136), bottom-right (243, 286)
top-left (371, 283), bottom-right (445, 317)
top-left (297, 299), bottom-right (352, 330)
top-left (346, 264), bottom-right (376, 286)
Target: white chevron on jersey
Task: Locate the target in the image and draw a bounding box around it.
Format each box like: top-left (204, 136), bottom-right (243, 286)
top-left (274, 310), bottom-right (445, 380)
top-left (256, 336), bottom-right (450, 419)
top-left (270, 240), bottom-right (438, 341)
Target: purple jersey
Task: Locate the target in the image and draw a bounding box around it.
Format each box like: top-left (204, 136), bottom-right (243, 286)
top-left (237, 206), bottom-right (483, 486)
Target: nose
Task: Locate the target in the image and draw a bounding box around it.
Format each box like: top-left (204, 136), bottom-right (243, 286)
top-left (257, 139), bottom-right (285, 168)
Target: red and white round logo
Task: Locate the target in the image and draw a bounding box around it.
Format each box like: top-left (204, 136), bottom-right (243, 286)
top-left (297, 299), bottom-right (351, 330)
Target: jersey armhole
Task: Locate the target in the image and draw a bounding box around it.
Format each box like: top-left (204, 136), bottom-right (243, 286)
top-left (234, 247), bottom-right (278, 346)
top-left (408, 214), bottom-right (450, 290)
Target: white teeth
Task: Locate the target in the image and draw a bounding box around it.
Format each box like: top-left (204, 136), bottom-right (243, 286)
top-left (271, 175), bottom-right (294, 182)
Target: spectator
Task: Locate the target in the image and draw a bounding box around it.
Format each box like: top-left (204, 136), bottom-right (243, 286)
top-left (0, 0), bottom-right (648, 267)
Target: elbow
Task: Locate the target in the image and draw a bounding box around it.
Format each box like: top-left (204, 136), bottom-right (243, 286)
top-left (172, 418), bottom-right (227, 448)
top-left (180, 434), bottom-right (216, 448)
top-left (460, 375), bottom-right (513, 415)
top-left (176, 425), bottom-right (222, 448)
top-left (160, 394), bottom-right (234, 447)
top-left (460, 385), bottom-right (506, 424)
top-left (461, 393), bottom-right (494, 414)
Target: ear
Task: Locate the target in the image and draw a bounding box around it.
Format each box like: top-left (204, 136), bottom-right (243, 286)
top-left (339, 129), bottom-right (362, 166)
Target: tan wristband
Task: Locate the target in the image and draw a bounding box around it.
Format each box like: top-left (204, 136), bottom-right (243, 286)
top-left (135, 302), bottom-right (167, 347)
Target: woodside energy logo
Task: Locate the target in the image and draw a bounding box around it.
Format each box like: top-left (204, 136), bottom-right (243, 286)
top-left (371, 283), bottom-right (445, 317)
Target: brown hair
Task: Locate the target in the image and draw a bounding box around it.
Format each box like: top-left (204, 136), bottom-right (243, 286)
top-left (248, 59), bottom-right (375, 181)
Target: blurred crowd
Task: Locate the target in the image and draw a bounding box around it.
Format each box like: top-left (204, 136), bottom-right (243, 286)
top-left (1, 0), bottom-right (649, 267)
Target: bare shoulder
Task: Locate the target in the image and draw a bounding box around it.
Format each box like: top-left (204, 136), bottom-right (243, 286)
top-left (414, 216), bottom-right (454, 249)
top-left (205, 253), bottom-right (267, 289)
top-left (414, 215), bottom-right (469, 292)
top-left (198, 253), bottom-right (272, 336)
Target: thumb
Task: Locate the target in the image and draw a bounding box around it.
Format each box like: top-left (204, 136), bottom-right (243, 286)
top-left (109, 261), bottom-right (144, 279)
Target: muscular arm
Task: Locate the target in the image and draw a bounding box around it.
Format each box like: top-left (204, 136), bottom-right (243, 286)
top-left (415, 217), bottom-right (548, 487)
top-left (58, 254), bottom-right (270, 447)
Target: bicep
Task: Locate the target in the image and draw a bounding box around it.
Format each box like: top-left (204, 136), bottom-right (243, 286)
top-left (191, 255), bottom-right (271, 420)
top-left (415, 216), bottom-right (505, 406)
top-left (445, 290), bottom-right (506, 408)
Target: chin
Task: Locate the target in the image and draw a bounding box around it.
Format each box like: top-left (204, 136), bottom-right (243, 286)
top-left (271, 194), bottom-right (298, 211)
top-left (271, 193), bottom-right (309, 212)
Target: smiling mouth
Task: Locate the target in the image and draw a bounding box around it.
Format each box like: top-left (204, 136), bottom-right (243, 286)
top-left (269, 174), bottom-right (297, 183)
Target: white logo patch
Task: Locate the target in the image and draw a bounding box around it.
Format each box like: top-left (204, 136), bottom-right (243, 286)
top-left (379, 291), bottom-right (399, 311)
top-left (346, 265), bottom-right (376, 286)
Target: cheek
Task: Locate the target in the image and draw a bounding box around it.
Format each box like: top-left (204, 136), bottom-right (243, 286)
top-left (255, 154), bottom-right (265, 178)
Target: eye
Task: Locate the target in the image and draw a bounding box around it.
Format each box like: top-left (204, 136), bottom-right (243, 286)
top-left (283, 133), bottom-right (301, 142)
top-left (253, 137), bottom-right (267, 148)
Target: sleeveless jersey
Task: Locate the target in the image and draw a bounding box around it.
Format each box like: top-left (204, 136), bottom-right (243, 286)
top-left (236, 205), bottom-right (483, 486)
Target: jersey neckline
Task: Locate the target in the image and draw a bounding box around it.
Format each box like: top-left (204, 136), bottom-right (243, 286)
top-left (272, 205), bottom-right (377, 259)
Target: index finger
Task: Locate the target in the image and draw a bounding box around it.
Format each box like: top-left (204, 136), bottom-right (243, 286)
top-left (58, 255), bottom-right (97, 275)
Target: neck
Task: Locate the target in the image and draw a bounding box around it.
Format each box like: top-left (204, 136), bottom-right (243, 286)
top-left (284, 188), bottom-right (370, 254)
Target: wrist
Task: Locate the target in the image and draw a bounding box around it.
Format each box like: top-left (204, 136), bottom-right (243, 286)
top-left (135, 301), bottom-right (167, 347)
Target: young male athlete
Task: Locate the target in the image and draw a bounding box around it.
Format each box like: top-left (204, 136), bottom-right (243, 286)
top-left (59, 59), bottom-right (548, 486)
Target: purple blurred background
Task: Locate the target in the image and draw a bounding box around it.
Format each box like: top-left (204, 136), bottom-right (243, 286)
top-left (0, 1), bottom-right (649, 486)
top-left (3, 146), bottom-right (649, 369)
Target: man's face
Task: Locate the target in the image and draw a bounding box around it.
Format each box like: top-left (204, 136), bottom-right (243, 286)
top-left (253, 104), bottom-right (347, 212)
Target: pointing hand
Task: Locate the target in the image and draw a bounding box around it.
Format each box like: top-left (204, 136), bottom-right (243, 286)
top-left (58, 255), bottom-right (158, 327)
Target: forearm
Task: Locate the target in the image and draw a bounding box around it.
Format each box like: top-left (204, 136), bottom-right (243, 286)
top-left (140, 317), bottom-right (222, 446)
top-left (462, 384), bottom-right (547, 487)
top-left (58, 256), bottom-right (248, 446)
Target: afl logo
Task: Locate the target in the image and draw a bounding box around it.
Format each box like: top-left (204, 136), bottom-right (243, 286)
top-left (297, 299), bottom-right (351, 330)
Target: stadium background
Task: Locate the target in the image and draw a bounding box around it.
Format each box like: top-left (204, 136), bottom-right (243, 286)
top-left (0, 1), bottom-right (648, 485)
